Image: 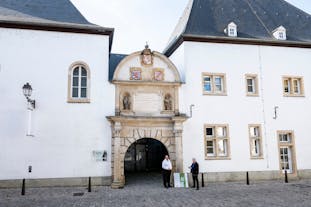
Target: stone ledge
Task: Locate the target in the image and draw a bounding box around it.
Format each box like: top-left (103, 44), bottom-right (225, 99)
top-left (0, 176), bottom-right (112, 189)
top-left (186, 169), bottom-right (311, 186)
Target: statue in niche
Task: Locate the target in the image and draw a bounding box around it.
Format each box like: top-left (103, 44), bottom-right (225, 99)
top-left (164, 94), bottom-right (172, 111)
top-left (123, 94), bottom-right (131, 110)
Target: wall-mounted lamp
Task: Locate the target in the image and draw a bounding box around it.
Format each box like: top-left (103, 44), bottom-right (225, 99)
top-left (273, 106), bottom-right (279, 119)
top-left (22, 82), bottom-right (35, 109)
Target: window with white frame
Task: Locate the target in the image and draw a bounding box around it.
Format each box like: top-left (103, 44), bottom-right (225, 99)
top-left (283, 76), bottom-right (304, 96)
top-left (205, 125), bottom-right (230, 159)
top-left (227, 22), bottom-right (237, 37)
top-left (249, 125), bottom-right (263, 158)
top-left (68, 63), bottom-right (90, 103)
top-left (273, 26), bottom-right (287, 40)
top-left (202, 73), bottom-right (226, 95)
top-left (245, 74), bottom-right (258, 96)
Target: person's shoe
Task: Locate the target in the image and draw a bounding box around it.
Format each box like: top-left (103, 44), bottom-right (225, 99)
top-left (191, 186), bottom-right (195, 188)
top-left (196, 188), bottom-right (199, 190)
top-left (168, 185), bottom-right (172, 188)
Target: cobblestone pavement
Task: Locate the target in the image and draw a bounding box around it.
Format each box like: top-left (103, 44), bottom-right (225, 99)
top-left (1, 173), bottom-right (311, 207)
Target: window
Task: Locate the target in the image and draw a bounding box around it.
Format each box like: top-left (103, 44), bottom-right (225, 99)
top-left (227, 22), bottom-right (237, 37)
top-left (68, 62), bottom-right (90, 103)
top-left (202, 73), bottom-right (227, 95)
top-left (245, 74), bottom-right (258, 96)
top-left (277, 131), bottom-right (296, 174)
top-left (282, 76), bottom-right (304, 96)
top-left (279, 32), bottom-right (284, 39)
top-left (204, 125), bottom-right (230, 159)
top-left (229, 28), bottom-right (235, 36)
top-left (249, 125), bottom-right (263, 158)
top-left (273, 26), bottom-right (286, 40)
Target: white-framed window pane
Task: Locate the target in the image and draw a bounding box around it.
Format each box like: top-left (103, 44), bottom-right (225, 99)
top-left (81, 88), bottom-right (87, 98)
top-left (251, 138), bottom-right (260, 156)
top-left (73, 67), bottom-right (79, 76)
top-left (206, 140), bottom-right (215, 155)
top-left (293, 79), bottom-right (300, 94)
top-left (250, 127), bottom-right (259, 137)
top-left (229, 28), bottom-right (235, 35)
top-left (280, 147), bottom-right (289, 170)
top-left (214, 76), bottom-right (223, 92)
top-left (216, 126), bottom-right (227, 137)
top-left (73, 77), bottom-right (79, 87)
top-left (206, 127), bottom-right (214, 137)
top-left (284, 79), bottom-right (290, 93)
top-left (217, 139), bottom-right (227, 156)
top-left (203, 76), bottom-right (212, 92)
top-left (81, 67), bottom-right (87, 76)
top-left (72, 87), bottom-right (79, 98)
top-left (279, 134), bottom-right (291, 143)
top-left (81, 77), bottom-right (87, 87)
top-left (247, 78), bottom-right (255, 93)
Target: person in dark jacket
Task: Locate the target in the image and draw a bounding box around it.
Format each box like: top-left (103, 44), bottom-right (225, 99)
top-left (190, 158), bottom-right (199, 190)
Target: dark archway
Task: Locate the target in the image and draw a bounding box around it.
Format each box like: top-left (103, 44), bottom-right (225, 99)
top-left (124, 138), bottom-right (168, 174)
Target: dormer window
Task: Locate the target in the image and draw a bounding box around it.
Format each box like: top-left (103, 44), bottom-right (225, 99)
top-left (273, 26), bottom-right (286, 40)
top-left (226, 22), bottom-right (237, 37)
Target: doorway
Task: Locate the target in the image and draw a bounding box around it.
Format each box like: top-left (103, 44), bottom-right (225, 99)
top-left (124, 138), bottom-right (168, 173)
top-left (277, 131), bottom-right (297, 174)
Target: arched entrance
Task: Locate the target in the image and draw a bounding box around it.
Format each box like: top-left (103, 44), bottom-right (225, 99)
top-left (124, 138), bottom-right (168, 173)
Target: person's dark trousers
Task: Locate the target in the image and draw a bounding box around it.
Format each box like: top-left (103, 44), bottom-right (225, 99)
top-left (166, 170), bottom-right (171, 187)
top-left (192, 174), bottom-right (199, 189)
top-left (162, 170), bottom-right (167, 187)
top-left (162, 170), bottom-right (171, 188)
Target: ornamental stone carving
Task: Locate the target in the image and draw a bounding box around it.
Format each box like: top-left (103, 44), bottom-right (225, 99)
top-left (164, 94), bottom-right (172, 111)
top-left (122, 93), bottom-right (131, 110)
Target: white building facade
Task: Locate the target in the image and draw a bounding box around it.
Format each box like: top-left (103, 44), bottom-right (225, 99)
top-left (0, 0), bottom-right (114, 187)
top-left (0, 0), bottom-right (311, 188)
top-left (166, 0), bottom-right (311, 181)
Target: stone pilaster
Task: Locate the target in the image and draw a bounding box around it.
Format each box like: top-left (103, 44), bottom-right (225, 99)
top-left (111, 121), bottom-right (123, 189)
top-left (174, 121), bottom-right (184, 173)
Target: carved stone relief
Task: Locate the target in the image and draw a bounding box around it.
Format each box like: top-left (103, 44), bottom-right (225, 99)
top-left (164, 94), bottom-right (173, 111)
top-left (122, 93), bottom-right (131, 110)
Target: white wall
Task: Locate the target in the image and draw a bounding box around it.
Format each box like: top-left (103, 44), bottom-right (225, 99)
top-left (0, 28), bottom-right (114, 180)
top-left (175, 41), bottom-right (311, 173)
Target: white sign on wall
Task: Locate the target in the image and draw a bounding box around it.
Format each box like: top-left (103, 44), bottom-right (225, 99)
top-left (174, 173), bottom-right (189, 188)
top-left (92, 150), bottom-right (107, 161)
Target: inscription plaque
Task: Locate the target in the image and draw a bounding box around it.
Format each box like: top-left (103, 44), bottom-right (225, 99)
top-left (133, 93), bottom-right (161, 114)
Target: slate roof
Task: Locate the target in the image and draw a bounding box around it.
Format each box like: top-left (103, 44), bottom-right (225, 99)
top-left (0, 0), bottom-right (114, 44)
top-left (164, 0), bottom-right (311, 56)
top-left (109, 54), bottom-right (127, 81)
top-left (0, 0), bottom-right (90, 25)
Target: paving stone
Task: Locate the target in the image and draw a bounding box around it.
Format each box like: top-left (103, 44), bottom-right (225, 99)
top-left (0, 173), bottom-right (310, 207)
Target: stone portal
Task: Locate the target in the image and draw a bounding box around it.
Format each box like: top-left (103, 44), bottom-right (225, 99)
top-left (107, 45), bottom-right (187, 188)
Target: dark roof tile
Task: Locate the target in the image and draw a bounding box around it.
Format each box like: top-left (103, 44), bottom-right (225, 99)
top-left (109, 54), bottom-right (127, 81)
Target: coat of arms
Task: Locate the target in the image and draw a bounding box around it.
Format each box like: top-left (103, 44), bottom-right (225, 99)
top-left (141, 44), bottom-right (153, 66)
top-left (153, 68), bottom-right (164, 81)
top-left (130, 68), bottom-right (142, 80)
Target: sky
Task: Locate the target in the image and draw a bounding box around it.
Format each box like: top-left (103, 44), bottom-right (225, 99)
top-left (70, 0), bottom-right (311, 54)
